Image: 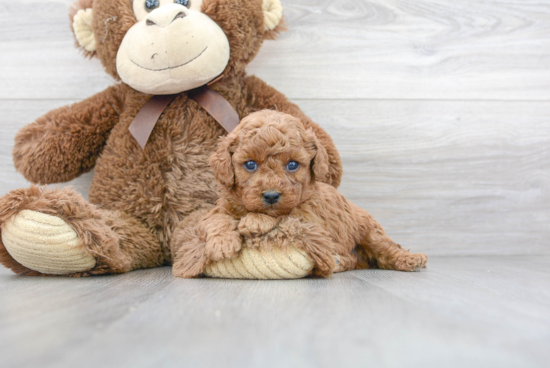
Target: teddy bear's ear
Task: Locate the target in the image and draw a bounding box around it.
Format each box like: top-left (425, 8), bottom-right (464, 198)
top-left (69, 0), bottom-right (97, 55)
top-left (262, 0), bottom-right (286, 39)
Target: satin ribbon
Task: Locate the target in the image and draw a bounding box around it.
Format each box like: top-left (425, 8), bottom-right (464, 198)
top-left (129, 85), bottom-right (240, 149)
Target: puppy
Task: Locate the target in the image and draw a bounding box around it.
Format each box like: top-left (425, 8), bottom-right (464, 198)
top-left (173, 110), bottom-right (428, 278)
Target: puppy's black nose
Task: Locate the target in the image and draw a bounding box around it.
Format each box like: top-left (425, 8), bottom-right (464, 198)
top-left (263, 191), bottom-right (281, 205)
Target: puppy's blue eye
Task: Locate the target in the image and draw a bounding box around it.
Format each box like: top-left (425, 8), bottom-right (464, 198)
top-left (174, 0), bottom-right (190, 7)
top-left (244, 161), bottom-right (258, 172)
top-left (145, 0), bottom-right (160, 11)
top-left (286, 161), bottom-right (300, 172)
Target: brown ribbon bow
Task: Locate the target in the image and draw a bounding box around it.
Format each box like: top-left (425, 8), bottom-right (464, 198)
top-left (129, 85), bottom-right (240, 149)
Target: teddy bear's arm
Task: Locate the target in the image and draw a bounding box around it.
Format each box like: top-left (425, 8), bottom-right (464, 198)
top-left (244, 75), bottom-right (343, 188)
top-left (12, 85), bottom-right (126, 185)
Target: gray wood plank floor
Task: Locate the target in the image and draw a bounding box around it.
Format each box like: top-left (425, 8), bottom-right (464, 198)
top-left (2, 0), bottom-right (550, 100)
top-left (1, 256), bottom-right (549, 368)
top-left (1, 2), bottom-right (549, 367)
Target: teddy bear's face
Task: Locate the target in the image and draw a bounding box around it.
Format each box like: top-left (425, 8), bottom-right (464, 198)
top-left (117, 0), bottom-right (229, 94)
top-left (70, 0), bottom-right (284, 95)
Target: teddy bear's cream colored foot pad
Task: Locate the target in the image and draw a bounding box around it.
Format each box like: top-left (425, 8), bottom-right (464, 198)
top-left (205, 245), bottom-right (315, 280)
top-left (1, 210), bottom-right (96, 275)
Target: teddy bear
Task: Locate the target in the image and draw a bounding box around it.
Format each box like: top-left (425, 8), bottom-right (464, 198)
top-left (172, 110), bottom-right (428, 279)
top-left (0, 0), bottom-right (344, 277)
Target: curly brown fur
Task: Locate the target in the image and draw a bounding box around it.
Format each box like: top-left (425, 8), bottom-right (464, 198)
top-left (2, 0), bottom-right (343, 276)
top-left (173, 111), bottom-right (428, 278)
top-left (243, 75), bottom-right (342, 187)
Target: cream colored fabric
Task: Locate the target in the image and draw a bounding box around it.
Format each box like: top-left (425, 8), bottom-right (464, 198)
top-left (262, 0), bottom-right (283, 31)
top-left (205, 245), bottom-right (314, 280)
top-left (1, 210), bottom-right (96, 275)
top-left (73, 8), bottom-right (96, 52)
top-left (118, 3), bottom-right (230, 95)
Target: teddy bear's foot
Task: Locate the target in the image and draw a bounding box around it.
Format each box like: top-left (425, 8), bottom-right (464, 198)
top-left (0, 185), bottom-right (164, 276)
top-left (1, 210), bottom-right (96, 275)
top-left (204, 245), bottom-right (315, 280)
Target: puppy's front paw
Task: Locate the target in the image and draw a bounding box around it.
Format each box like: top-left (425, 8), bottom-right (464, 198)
top-left (205, 232), bottom-right (243, 261)
top-left (172, 241), bottom-right (208, 278)
top-left (393, 252), bottom-right (428, 272)
top-left (238, 213), bottom-right (281, 238)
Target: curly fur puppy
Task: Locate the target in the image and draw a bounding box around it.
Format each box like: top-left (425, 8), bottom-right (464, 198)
top-left (173, 110), bottom-right (428, 278)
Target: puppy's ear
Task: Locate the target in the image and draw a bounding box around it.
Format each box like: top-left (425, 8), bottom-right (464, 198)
top-left (307, 130), bottom-right (331, 184)
top-left (210, 134), bottom-right (238, 188)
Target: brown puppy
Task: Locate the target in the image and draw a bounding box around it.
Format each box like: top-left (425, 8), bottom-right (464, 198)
top-left (173, 111), bottom-right (428, 278)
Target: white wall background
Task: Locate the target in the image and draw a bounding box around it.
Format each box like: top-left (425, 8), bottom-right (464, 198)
top-left (0, 0), bottom-right (549, 256)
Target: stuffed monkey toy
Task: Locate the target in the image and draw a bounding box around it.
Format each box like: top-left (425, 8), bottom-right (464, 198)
top-left (0, 0), bottom-right (344, 277)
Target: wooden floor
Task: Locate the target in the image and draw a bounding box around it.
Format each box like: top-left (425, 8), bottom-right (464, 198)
top-left (0, 256), bottom-right (549, 368)
top-left (1, 1), bottom-right (549, 367)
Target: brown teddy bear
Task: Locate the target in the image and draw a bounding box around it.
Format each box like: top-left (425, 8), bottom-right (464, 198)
top-left (173, 111), bottom-right (428, 279)
top-left (0, 0), bottom-right (343, 277)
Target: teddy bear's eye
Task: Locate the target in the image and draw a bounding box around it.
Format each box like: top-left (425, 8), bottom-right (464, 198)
top-left (145, 0), bottom-right (160, 12)
top-left (244, 161), bottom-right (258, 172)
top-left (174, 0), bottom-right (190, 7)
top-left (286, 161), bottom-right (300, 172)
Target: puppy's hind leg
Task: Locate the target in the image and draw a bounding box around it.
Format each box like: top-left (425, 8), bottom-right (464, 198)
top-left (354, 206), bottom-right (428, 272)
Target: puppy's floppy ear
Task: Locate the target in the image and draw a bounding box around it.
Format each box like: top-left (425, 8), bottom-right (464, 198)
top-left (306, 130), bottom-right (331, 184)
top-left (210, 133), bottom-right (238, 188)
